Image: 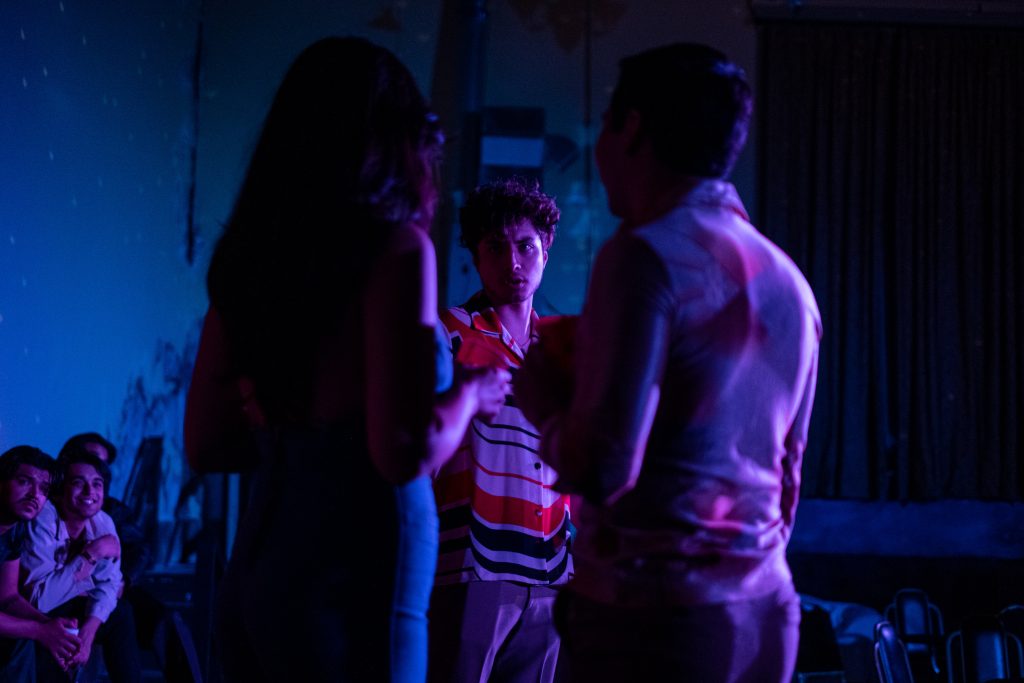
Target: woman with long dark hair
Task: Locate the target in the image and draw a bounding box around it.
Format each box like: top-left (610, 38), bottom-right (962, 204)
top-left (184, 37), bottom-right (508, 681)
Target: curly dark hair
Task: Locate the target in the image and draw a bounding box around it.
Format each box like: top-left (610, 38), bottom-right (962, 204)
top-left (207, 37), bottom-right (444, 422)
top-left (59, 432), bottom-right (117, 466)
top-left (607, 43), bottom-right (752, 179)
top-left (0, 446), bottom-right (54, 482)
top-left (458, 178), bottom-right (560, 254)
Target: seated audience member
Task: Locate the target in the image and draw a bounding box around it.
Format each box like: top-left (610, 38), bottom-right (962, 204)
top-left (59, 435), bottom-right (200, 681)
top-left (57, 435), bottom-right (151, 586)
top-left (0, 446), bottom-right (79, 680)
top-left (21, 451), bottom-right (142, 682)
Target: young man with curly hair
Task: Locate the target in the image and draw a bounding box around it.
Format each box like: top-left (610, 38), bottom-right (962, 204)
top-left (429, 178), bottom-right (570, 683)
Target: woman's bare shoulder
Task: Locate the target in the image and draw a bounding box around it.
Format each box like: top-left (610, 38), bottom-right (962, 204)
top-left (379, 224), bottom-right (435, 261)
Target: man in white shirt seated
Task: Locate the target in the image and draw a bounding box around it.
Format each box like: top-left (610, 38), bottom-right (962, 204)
top-left (21, 450), bottom-right (142, 682)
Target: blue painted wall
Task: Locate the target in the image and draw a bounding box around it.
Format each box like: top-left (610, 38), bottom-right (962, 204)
top-left (2, 0), bottom-right (758, 523)
top-left (1, 1), bottom-right (206, 516)
top-left (4, 0), bottom-right (1019, 570)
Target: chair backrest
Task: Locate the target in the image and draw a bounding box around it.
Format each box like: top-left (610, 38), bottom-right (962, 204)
top-left (886, 587), bottom-right (945, 679)
top-left (946, 614), bottom-right (1024, 683)
top-left (876, 621), bottom-right (916, 683)
top-left (886, 589), bottom-right (944, 654)
top-left (123, 435), bottom-right (164, 524)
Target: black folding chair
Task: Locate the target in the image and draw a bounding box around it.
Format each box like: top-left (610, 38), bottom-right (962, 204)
top-left (945, 614), bottom-right (1024, 683)
top-left (886, 588), bottom-right (945, 680)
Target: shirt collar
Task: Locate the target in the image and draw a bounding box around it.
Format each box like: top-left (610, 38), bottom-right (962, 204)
top-left (678, 179), bottom-right (750, 221)
top-left (463, 291), bottom-right (540, 360)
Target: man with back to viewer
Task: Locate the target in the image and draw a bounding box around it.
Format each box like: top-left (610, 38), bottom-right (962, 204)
top-left (516, 43), bottom-right (822, 682)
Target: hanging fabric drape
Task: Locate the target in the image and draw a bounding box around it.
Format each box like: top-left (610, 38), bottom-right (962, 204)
top-left (757, 22), bottom-right (1024, 500)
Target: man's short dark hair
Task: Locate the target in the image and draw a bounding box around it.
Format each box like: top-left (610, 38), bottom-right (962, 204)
top-left (59, 432), bottom-right (118, 466)
top-left (607, 43), bottom-right (752, 179)
top-left (459, 178), bottom-right (560, 254)
top-left (52, 450), bottom-right (111, 499)
top-left (0, 446), bottom-right (55, 482)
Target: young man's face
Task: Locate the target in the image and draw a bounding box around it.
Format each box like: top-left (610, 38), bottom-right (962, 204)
top-left (60, 463), bottom-right (105, 523)
top-left (0, 465), bottom-right (52, 522)
top-left (474, 220), bottom-right (548, 306)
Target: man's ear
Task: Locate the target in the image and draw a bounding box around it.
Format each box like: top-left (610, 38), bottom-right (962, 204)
top-left (542, 249), bottom-right (549, 267)
top-left (624, 108), bottom-right (644, 156)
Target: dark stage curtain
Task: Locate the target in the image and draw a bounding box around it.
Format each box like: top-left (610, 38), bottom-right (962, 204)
top-left (757, 23), bottom-right (1024, 500)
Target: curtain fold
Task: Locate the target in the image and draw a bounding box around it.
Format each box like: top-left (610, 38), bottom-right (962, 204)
top-left (757, 23), bottom-right (1024, 500)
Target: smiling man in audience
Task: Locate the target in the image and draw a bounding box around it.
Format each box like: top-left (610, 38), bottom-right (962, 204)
top-left (21, 450), bottom-right (142, 681)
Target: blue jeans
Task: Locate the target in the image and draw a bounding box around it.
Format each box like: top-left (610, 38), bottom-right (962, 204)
top-left (391, 476), bottom-right (438, 683)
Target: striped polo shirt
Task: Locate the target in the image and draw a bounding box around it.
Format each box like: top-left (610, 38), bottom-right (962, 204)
top-left (434, 293), bottom-right (573, 586)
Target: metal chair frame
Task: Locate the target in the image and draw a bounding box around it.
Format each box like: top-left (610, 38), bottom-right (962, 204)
top-left (876, 620), bottom-right (916, 683)
top-left (945, 615), bottom-right (1024, 683)
top-left (885, 588), bottom-right (945, 677)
